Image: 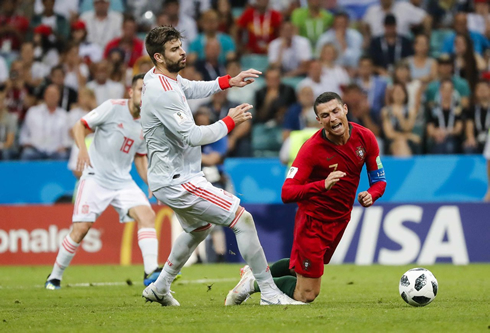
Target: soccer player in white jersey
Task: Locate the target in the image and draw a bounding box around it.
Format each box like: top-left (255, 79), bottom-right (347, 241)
top-left (45, 74), bottom-right (162, 289)
top-left (140, 25), bottom-right (304, 306)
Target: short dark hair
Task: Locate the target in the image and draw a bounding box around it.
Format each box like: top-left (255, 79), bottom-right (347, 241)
top-left (50, 64), bottom-right (65, 76)
top-left (132, 73), bottom-right (145, 86)
top-left (313, 92), bottom-right (343, 115)
top-left (145, 25), bottom-right (183, 65)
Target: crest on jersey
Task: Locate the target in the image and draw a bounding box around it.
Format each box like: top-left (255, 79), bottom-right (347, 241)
top-left (82, 204), bottom-right (89, 214)
top-left (356, 146), bottom-right (366, 162)
top-left (303, 259), bottom-right (310, 271)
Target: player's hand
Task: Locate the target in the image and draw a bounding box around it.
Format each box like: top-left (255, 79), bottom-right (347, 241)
top-left (324, 171), bottom-right (346, 191)
top-left (229, 69), bottom-right (262, 88)
top-left (358, 191), bottom-right (373, 207)
top-left (76, 149), bottom-right (92, 172)
top-left (227, 103), bottom-right (253, 126)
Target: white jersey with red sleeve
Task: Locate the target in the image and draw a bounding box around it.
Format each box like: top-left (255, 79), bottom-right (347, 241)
top-left (80, 99), bottom-right (147, 190)
top-left (141, 68), bottom-right (234, 191)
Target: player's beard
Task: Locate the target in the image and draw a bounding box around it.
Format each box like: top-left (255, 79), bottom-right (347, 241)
top-left (166, 56), bottom-right (186, 73)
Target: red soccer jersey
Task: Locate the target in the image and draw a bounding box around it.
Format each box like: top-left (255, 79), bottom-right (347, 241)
top-left (282, 122), bottom-right (386, 223)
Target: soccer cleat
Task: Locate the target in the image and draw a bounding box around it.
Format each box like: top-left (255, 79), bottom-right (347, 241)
top-left (224, 265), bottom-right (254, 306)
top-left (260, 293), bottom-right (306, 306)
top-left (45, 275), bottom-right (61, 290)
top-left (144, 267), bottom-right (162, 286)
top-left (142, 283), bottom-right (180, 306)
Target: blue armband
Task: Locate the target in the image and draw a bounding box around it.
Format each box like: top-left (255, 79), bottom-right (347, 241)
top-left (368, 168), bottom-right (386, 186)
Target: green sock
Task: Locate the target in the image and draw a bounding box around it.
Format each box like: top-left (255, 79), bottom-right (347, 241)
top-left (253, 276), bottom-right (297, 299)
top-left (269, 258), bottom-right (293, 277)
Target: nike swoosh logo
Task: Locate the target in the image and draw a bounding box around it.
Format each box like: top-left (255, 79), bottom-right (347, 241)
top-left (327, 155), bottom-right (336, 161)
top-left (261, 298), bottom-right (282, 305)
top-left (151, 289), bottom-right (164, 302)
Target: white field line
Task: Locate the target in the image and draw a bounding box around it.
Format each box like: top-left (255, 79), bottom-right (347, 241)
top-left (0, 278), bottom-right (237, 289)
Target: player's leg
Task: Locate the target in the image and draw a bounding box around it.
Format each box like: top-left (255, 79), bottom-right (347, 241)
top-left (143, 224), bottom-right (212, 306)
top-left (128, 205), bottom-right (160, 283)
top-left (46, 177), bottom-right (112, 289)
top-left (293, 274), bottom-right (322, 303)
top-left (113, 183), bottom-right (160, 285)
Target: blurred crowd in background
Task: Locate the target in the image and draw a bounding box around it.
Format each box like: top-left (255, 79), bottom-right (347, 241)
top-left (1, 0), bottom-right (490, 165)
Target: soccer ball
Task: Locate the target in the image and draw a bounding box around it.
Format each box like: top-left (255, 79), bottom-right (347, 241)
top-left (399, 268), bottom-right (438, 307)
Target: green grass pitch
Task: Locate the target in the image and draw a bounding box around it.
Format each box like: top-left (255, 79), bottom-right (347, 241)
top-left (1, 264), bottom-right (488, 332)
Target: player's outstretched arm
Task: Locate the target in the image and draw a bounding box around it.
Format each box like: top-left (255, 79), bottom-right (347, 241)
top-left (226, 103), bottom-right (253, 126)
top-left (229, 69), bottom-right (262, 88)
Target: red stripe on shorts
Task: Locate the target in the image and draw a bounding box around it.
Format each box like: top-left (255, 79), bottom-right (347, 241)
top-left (184, 182), bottom-right (232, 210)
top-left (193, 223), bottom-right (212, 232)
top-left (74, 179), bottom-right (86, 215)
top-left (182, 183), bottom-right (231, 211)
top-left (229, 207), bottom-right (245, 229)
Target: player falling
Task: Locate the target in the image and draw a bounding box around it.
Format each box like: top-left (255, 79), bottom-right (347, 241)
top-left (45, 74), bottom-right (162, 289)
top-left (226, 92), bottom-right (387, 305)
top-left (140, 25), bottom-right (303, 306)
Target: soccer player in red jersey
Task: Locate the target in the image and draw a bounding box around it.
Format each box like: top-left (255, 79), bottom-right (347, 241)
top-left (226, 91), bottom-right (386, 305)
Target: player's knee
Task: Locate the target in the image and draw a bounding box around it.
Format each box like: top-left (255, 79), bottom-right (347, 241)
top-left (298, 289), bottom-right (320, 303)
top-left (232, 210), bottom-right (255, 231)
top-left (140, 208), bottom-right (156, 228)
top-left (71, 222), bottom-right (92, 242)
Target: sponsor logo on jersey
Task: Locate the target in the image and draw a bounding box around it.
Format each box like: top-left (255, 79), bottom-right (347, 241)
top-left (118, 123), bottom-right (124, 129)
top-left (286, 167), bottom-right (298, 179)
top-left (173, 111), bottom-right (188, 125)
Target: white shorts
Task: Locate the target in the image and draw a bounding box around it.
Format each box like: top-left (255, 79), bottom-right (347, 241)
top-left (154, 175), bottom-right (241, 232)
top-left (73, 176), bottom-right (150, 223)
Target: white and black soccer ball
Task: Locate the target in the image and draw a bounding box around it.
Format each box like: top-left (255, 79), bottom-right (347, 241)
top-left (399, 268), bottom-right (438, 307)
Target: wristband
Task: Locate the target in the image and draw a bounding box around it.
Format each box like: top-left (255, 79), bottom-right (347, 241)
top-left (222, 116), bottom-right (235, 133)
top-left (218, 75), bottom-right (232, 90)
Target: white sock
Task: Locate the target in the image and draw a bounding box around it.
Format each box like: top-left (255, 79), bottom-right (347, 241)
top-left (231, 209), bottom-right (278, 298)
top-left (49, 235), bottom-right (79, 281)
top-left (154, 226), bottom-right (211, 294)
top-left (138, 228), bottom-right (159, 274)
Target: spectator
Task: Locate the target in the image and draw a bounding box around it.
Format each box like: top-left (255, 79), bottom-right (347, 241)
top-left (181, 0), bottom-right (211, 21)
top-left (213, 0), bottom-right (235, 35)
top-left (188, 9), bottom-right (236, 66)
top-left (318, 43), bottom-right (350, 95)
top-left (268, 20), bottom-right (311, 77)
top-left (86, 60), bottom-right (125, 105)
top-left (0, 84), bottom-right (17, 160)
top-left (34, 0), bottom-right (79, 21)
top-left (70, 20), bottom-right (104, 65)
top-left (315, 11), bottom-right (363, 69)
top-left (195, 39), bottom-right (227, 81)
top-left (464, 80), bottom-right (490, 154)
top-left (453, 33), bottom-right (485, 93)
top-left (0, 55), bottom-right (7, 84)
top-left (369, 14), bottom-right (414, 77)
top-left (362, 0), bottom-right (430, 39)
top-left (61, 43), bottom-right (90, 91)
top-left (388, 61), bottom-right (423, 114)
top-left (31, 0), bottom-right (70, 41)
top-left (483, 135), bottom-right (490, 201)
top-left (104, 16), bottom-right (144, 68)
top-left (205, 90), bottom-right (251, 157)
top-left (132, 55), bottom-right (153, 77)
top-left (32, 24), bottom-right (60, 70)
top-left (225, 58), bottom-right (255, 106)
top-left (467, 0), bottom-right (490, 38)
top-left (291, 0), bottom-right (334, 47)
top-left (425, 54), bottom-right (471, 109)
top-left (381, 82), bottom-right (420, 156)
top-left (282, 85), bottom-right (317, 140)
top-left (441, 12), bottom-right (489, 56)
top-left (354, 56), bottom-right (388, 123)
top-left (193, 106), bottom-right (228, 263)
top-left (0, 0), bottom-right (29, 54)
top-left (162, 0), bottom-right (198, 52)
top-left (406, 34), bottom-right (437, 84)
top-left (426, 79), bottom-right (464, 154)
top-left (80, 0), bottom-right (123, 49)
top-left (106, 48), bottom-right (128, 86)
top-left (255, 66), bottom-right (296, 124)
top-left (297, 59), bottom-right (328, 99)
top-left (19, 84), bottom-right (70, 160)
top-left (19, 41), bottom-right (49, 88)
top-left (39, 65), bottom-right (78, 112)
top-left (342, 83), bottom-right (382, 140)
top-left (5, 60), bottom-right (34, 121)
top-left (236, 0), bottom-right (282, 54)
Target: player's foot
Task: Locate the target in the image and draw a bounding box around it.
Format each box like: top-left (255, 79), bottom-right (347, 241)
top-left (144, 267), bottom-right (162, 286)
top-left (224, 265), bottom-right (254, 306)
top-left (45, 275), bottom-right (61, 290)
top-left (142, 283), bottom-right (180, 306)
top-left (260, 293), bottom-right (305, 306)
